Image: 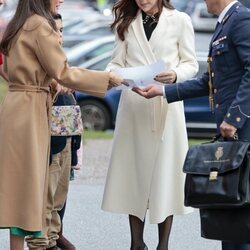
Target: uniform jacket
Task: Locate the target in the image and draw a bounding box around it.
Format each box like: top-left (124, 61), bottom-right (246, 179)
top-left (165, 2), bottom-right (250, 141)
top-left (0, 14), bottom-right (108, 231)
top-left (102, 8), bottom-right (198, 223)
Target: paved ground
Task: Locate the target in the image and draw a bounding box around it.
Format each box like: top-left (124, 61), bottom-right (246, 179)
top-left (0, 139), bottom-right (221, 250)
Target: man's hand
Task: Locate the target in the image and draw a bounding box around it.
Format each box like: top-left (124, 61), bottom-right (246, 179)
top-left (220, 121), bottom-right (237, 138)
top-left (132, 84), bottom-right (163, 98)
top-left (154, 70), bottom-right (177, 84)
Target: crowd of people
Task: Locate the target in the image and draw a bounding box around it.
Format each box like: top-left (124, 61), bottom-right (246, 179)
top-left (0, 0), bottom-right (250, 250)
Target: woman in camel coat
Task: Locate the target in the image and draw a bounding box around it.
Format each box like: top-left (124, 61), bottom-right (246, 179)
top-left (102, 0), bottom-right (198, 249)
top-left (0, 0), bottom-right (122, 249)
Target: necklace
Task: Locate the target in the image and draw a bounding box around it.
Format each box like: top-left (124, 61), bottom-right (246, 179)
top-left (142, 14), bottom-right (158, 25)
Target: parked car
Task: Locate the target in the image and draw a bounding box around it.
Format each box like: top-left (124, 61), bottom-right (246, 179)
top-left (190, 2), bottom-right (217, 32)
top-left (172, 0), bottom-right (250, 32)
top-left (66, 35), bottom-right (114, 66)
top-left (63, 21), bottom-right (112, 49)
top-left (75, 51), bottom-right (217, 137)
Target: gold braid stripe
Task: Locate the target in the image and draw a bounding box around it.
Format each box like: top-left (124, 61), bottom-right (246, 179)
top-left (207, 56), bottom-right (214, 113)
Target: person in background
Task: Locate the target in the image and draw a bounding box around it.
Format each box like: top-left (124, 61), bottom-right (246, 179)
top-left (133, 1), bottom-right (250, 250)
top-left (101, 0), bottom-right (198, 249)
top-left (0, 0), bottom-right (123, 249)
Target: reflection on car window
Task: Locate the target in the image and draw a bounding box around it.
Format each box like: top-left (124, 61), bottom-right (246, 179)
top-left (88, 58), bottom-right (111, 70)
top-left (87, 27), bottom-right (112, 36)
top-left (72, 43), bottom-right (114, 66)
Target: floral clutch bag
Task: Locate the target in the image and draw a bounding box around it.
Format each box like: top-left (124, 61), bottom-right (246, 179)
top-left (51, 93), bottom-right (83, 136)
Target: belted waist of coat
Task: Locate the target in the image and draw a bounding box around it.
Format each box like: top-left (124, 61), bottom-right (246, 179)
top-left (8, 83), bottom-right (50, 93)
top-left (8, 83), bottom-right (52, 126)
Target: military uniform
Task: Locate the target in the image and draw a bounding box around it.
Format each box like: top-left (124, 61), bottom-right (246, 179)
top-left (164, 2), bottom-right (250, 249)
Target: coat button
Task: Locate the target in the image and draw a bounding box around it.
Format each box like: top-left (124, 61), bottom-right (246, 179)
top-left (212, 72), bottom-right (214, 77)
top-left (236, 117), bottom-right (241, 122)
top-left (227, 113), bottom-right (231, 117)
top-left (214, 88), bottom-right (217, 94)
top-left (216, 104), bottom-right (219, 108)
top-left (217, 51), bottom-right (221, 55)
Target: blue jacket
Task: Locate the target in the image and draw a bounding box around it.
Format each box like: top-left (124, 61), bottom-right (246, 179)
top-left (165, 2), bottom-right (250, 140)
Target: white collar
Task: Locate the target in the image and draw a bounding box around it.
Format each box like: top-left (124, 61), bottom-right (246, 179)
top-left (218, 1), bottom-right (238, 23)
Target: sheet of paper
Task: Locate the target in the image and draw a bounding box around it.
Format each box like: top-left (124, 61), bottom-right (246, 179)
top-left (112, 61), bottom-right (165, 89)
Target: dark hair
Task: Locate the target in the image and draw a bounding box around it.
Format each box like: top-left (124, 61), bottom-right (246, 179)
top-left (111, 0), bottom-right (174, 41)
top-left (53, 13), bottom-right (62, 20)
top-left (0, 0), bottom-right (56, 55)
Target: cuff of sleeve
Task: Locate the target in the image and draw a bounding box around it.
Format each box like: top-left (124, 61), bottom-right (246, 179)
top-left (162, 85), bottom-right (166, 99)
top-left (224, 106), bottom-right (248, 129)
top-left (165, 83), bottom-right (181, 103)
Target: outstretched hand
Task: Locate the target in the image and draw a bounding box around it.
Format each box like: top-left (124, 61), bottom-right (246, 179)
top-left (132, 84), bottom-right (163, 99)
top-left (108, 72), bottom-right (128, 89)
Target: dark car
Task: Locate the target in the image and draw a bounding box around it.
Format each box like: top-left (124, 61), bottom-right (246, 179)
top-left (75, 51), bottom-right (217, 137)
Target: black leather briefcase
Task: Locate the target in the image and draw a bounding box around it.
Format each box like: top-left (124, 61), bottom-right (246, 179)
top-left (183, 139), bottom-right (250, 209)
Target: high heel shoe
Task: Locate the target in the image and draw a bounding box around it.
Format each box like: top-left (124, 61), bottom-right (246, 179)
top-left (143, 243), bottom-right (148, 250)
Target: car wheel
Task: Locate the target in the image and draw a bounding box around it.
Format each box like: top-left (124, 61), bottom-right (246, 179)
top-left (79, 99), bottom-right (111, 131)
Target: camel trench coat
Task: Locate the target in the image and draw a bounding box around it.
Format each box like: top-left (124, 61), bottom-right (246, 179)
top-left (102, 8), bottom-right (198, 223)
top-left (0, 14), bottom-right (109, 232)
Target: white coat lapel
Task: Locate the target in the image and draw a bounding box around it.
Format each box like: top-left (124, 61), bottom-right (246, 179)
top-left (131, 11), bottom-right (156, 64)
top-left (149, 8), bottom-right (172, 49)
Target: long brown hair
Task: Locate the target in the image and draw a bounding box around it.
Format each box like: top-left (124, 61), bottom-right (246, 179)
top-left (111, 0), bottom-right (174, 41)
top-left (0, 0), bottom-right (56, 55)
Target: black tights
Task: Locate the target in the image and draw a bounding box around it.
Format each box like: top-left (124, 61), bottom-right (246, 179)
top-left (129, 214), bottom-right (173, 250)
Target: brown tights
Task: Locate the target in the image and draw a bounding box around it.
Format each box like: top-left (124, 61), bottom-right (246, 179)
top-left (129, 214), bottom-right (173, 250)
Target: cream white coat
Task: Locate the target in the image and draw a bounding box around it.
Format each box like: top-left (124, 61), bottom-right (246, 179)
top-left (102, 8), bottom-right (198, 223)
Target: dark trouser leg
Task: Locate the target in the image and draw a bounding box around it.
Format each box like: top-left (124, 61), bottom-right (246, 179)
top-left (129, 214), bottom-right (147, 250)
top-left (58, 200), bottom-right (66, 222)
top-left (157, 215), bottom-right (173, 250)
top-left (222, 241), bottom-right (250, 250)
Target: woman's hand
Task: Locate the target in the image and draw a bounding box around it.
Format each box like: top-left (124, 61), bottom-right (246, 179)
top-left (154, 70), bottom-right (177, 84)
top-left (108, 72), bottom-right (124, 89)
top-left (55, 84), bottom-right (73, 94)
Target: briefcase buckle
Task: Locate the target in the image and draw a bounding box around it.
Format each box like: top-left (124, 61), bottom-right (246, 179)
top-left (209, 171), bottom-right (218, 181)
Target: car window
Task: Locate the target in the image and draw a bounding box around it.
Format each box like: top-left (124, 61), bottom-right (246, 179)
top-left (199, 8), bottom-right (216, 18)
top-left (86, 27), bottom-right (112, 36)
top-left (197, 58), bottom-right (207, 77)
top-left (70, 43), bottom-right (114, 66)
top-left (171, 0), bottom-right (188, 11)
top-left (88, 57), bottom-right (111, 70)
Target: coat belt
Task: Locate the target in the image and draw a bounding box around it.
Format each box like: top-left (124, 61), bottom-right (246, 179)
top-left (8, 83), bottom-right (52, 126)
top-left (8, 83), bottom-right (50, 93)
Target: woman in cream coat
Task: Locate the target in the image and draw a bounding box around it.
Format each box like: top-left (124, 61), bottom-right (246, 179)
top-left (102, 0), bottom-right (198, 249)
top-left (0, 0), bottom-right (122, 249)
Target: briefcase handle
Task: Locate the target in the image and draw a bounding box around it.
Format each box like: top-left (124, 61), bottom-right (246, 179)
top-left (211, 133), bottom-right (238, 143)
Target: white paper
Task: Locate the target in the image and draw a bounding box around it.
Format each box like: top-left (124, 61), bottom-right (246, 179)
top-left (112, 61), bottom-right (165, 89)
